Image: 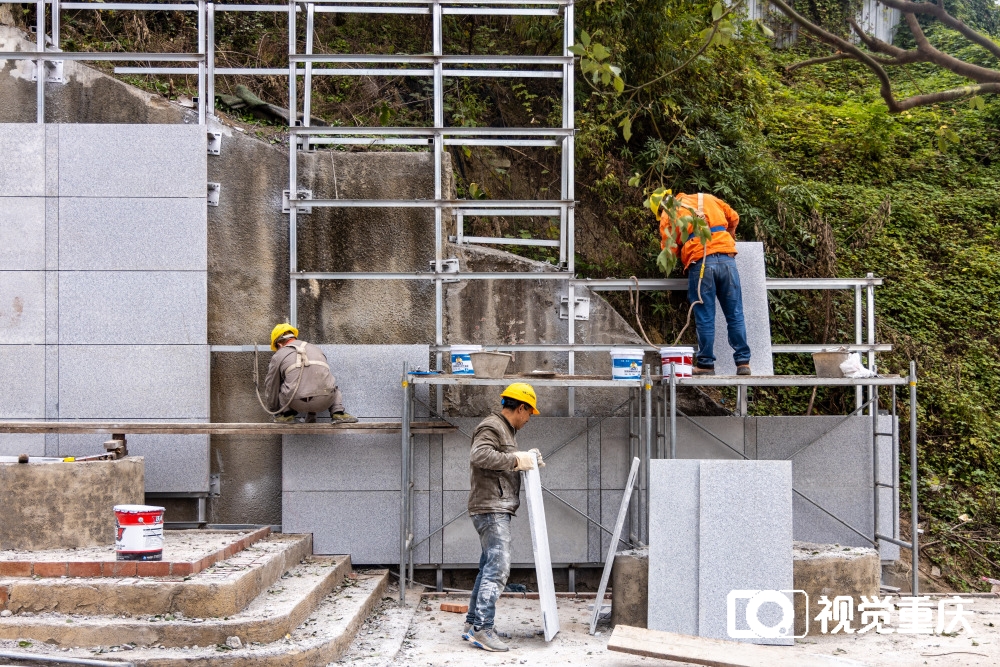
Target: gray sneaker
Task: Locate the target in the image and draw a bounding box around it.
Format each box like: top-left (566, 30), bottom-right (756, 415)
top-left (331, 411), bottom-right (358, 424)
top-left (464, 623), bottom-right (508, 641)
top-left (462, 623), bottom-right (472, 641)
top-left (469, 626), bottom-right (509, 652)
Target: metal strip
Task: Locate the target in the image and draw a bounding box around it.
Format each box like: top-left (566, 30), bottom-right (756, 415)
top-left (459, 236), bottom-right (561, 247)
top-left (0, 51), bottom-right (206, 61)
top-left (289, 126), bottom-right (574, 136)
top-left (297, 198), bottom-right (572, 208)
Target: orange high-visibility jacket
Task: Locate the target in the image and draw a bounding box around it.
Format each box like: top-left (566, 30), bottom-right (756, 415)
top-left (659, 193), bottom-right (739, 270)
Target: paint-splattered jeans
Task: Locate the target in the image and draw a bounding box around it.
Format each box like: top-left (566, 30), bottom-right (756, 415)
top-left (465, 512), bottom-right (512, 630)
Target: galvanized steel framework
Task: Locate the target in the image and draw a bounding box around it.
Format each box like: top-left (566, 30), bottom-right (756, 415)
top-left (7, 0), bottom-right (920, 599)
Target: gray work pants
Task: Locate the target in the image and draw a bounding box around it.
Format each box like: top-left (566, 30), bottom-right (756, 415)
top-left (287, 385), bottom-right (344, 416)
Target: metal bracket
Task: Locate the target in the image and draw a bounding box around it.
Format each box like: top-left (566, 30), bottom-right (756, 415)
top-left (207, 131), bottom-right (222, 155)
top-left (207, 182), bottom-right (221, 207)
top-left (559, 296), bottom-right (591, 321)
top-left (30, 59), bottom-right (64, 83)
top-left (428, 258), bottom-right (460, 283)
top-left (283, 189), bottom-right (313, 214)
top-left (209, 473), bottom-right (221, 498)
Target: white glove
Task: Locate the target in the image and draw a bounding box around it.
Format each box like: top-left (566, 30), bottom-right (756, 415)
top-left (529, 448), bottom-right (546, 468)
top-left (513, 451), bottom-right (536, 472)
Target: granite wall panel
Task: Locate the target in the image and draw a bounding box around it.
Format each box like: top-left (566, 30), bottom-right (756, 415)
top-left (58, 432), bottom-right (209, 493)
top-left (58, 345), bottom-right (209, 419)
top-left (674, 417), bottom-right (746, 460)
top-left (0, 198), bottom-right (45, 270)
top-left (282, 432), bottom-right (429, 492)
top-left (58, 125), bottom-right (206, 198)
top-left (59, 198), bottom-right (207, 271)
top-left (59, 271), bottom-right (207, 345)
top-left (712, 242), bottom-right (773, 376)
top-left (0, 434), bottom-right (45, 457)
top-left (0, 124), bottom-right (44, 196)
top-left (0, 345), bottom-right (45, 418)
top-left (0, 271), bottom-right (45, 344)
top-left (314, 345), bottom-right (429, 419)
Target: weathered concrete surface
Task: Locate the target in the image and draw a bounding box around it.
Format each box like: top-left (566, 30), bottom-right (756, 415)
top-left (792, 542), bottom-right (880, 637)
top-left (0, 457), bottom-right (143, 550)
top-left (610, 547), bottom-right (648, 629)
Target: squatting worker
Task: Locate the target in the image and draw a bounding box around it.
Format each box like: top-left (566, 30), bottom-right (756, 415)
top-left (263, 323), bottom-right (357, 424)
top-left (661, 192), bottom-right (752, 376)
top-left (463, 383), bottom-right (546, 653)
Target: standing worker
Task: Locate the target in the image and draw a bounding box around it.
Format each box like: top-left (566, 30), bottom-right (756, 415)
top-left (263, 323), bottom-right (357, 423)
top-left (463, 383), bottom-right (545, 652)
top-left (661, 192), bottom-right (752, 376)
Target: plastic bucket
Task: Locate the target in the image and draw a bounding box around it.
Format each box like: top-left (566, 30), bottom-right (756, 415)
top-left (660, 346), bottom-right (695, 378)
top-left (114, 504), bottom-right (165, 561)
top-left (450, 345), bottom-right (482, 375)
top-left (610, 348), bottom-right (645, 380)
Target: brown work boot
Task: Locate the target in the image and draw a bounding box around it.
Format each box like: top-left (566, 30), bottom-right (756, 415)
top-left (305, 412), bottom-right (317, 423)
top-left (736, 364), bottom-right (751, 376)
top-left (692, 366), bottom-right (715, 376)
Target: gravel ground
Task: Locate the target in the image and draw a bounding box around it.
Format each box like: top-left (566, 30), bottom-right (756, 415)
top-left (0, 530), bottom-right (255, 562)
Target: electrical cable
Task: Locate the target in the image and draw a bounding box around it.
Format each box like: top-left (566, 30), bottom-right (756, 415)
top-left (253, 343), bottom-right (304, 416)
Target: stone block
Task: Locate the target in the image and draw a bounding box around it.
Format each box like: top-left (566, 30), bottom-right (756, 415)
top-left (58, 272), bottom-right (207, 345)
top-left (648, 460), bottom-right (701, 636)
top-left (314, 345), bottom-right (429, 419)
top-left (0, 345), bottom-right (45, 418)
top-left (0, 124), bottom-right (44, 197)
top-left (0, 434), bottom-right (45, 457)
top-left (282, 432), bottom-right (429, 492)
top-left (698, 460), bottom-right (793, 645)
top-left (0, 457), bottom-right (144, 550)
top-left (58, 345), bottom-right (209, 419)
top-left (793, 542), bottom-right (880, 636)
top-left (282, 490), bottom-right (429, 565)
top-left (712, 242), bottom-right (773, 376)
top-left (59, 198), bottom-right (207, 270)
top-left (58, 125), bottom-right (206, 198)
top-left (0, 271), bottom-right (45, 344)
top-left (0, 198), bottom-right (45, 269)
top-left (58, 433), bottom-right (210, 493)
top-left (610, 548), bottom-right (648, 629)
top-left (675, 417), bottom-right (746, 460)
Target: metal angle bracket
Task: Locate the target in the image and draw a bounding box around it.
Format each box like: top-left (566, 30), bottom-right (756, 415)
top-left (31, 59), bottom-right (64, 83)
top-left (428, 258), bottom-right (461, 283)
top-left (209, 473), bottom-right (221, 498)
top-left (207, 131), bottom-right (222, 155)
top-left (283, 189), bottom-right (313, 214)
top-left (207, 182), bottom-right (221, 207)
top-left (559, 296), bottom-right (591, 321)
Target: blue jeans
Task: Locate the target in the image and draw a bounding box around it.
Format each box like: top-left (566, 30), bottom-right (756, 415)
top-left (465, 512), bottom-right (512, 630)
top-left (688, 254), bottom-right (751, 369)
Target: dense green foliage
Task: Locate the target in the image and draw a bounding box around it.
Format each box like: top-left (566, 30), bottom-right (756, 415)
top-left (28, 0), bottom-right (1000, 587)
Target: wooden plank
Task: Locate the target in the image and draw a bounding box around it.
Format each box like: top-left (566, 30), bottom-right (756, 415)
top-left (589, 456), bottom-right (640, 635)
top-left (607, 625), bottom-right (853, 667)
top-left (0, 421), bottom-right (454, 435)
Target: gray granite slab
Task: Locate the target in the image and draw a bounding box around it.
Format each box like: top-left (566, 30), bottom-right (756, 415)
top-left (283, 490), bottom-right (429, 565)
top-left (442, 417), bottom-right (481, 490)
top-left (0, 198), bottom-right (45, 270)
top-left (0, 345), bottom-right (45, 418)
top-left (514, 417), bottom-right (589, 490)
top-left (0, 434), bottom-right (45, 457)
top-left (648, 460), bottom-right (701, 635)
top-left (698, 460), bottom-right (793, 645)
top-left (45, 344), bottom-right (58, 419)
top-left (45, 271), bottom-right (58, 344)
top-left (59, 198), bottom-right (207, 270)
top-left (877, 415), bottom-right (899, 561)
top-left (675, 417), bottom-right (746, 460)
top-left (58, 345), bottom-right (209, 419)
top-left (58, 271), bottom-right (207, 345)
top-left (599, 489), bottom-right (637, 557)
top-left (45, 198), bottom-right (58, 271)
top-left (522, 454), bottom-right (560, 641)
top-left (58, 433), bottom-right (209, 493)
top-left (58, 125), bottom-right (206, 198)
top-left (314, 345), bottom-right (429, 419)
top-left (45, 125), bottom-right (58, 197)
top-left (599, 417), bottom-right (632, 488)
top-left (711, 242), bottom-right (773, 376)
top-left (0, 124), bottom-right (44, 196)
top-left (792, 493), bottom-right (872, 549)
top-left (442, 490), bottom-right (480, 565)
top-left (0, 271), bottom-right (45, 344)
top-left (282, 432), bottom-right (428, 492)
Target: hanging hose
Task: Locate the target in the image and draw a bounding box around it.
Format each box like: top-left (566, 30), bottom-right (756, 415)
top-left (627, 257), bottom-right (706, 352)
top-left (253, 343), bottom-right (304, 416)
top-left (672, 258), bottom-right (706, 346)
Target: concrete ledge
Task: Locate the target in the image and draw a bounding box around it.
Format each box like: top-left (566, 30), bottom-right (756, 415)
top-left (0, 526), bottom-right (272, 579)
top-left (1, 533), bottom-right (311, 618)
top-left (0, 555), bottom-right (352, 648)
top-left (793, 542), bottom-right (880, 637)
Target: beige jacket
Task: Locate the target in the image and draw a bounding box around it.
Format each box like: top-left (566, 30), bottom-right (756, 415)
top-left (467, 412), bottom-right (521, 516)
top-left (263, 341), bottom-right (336, 412)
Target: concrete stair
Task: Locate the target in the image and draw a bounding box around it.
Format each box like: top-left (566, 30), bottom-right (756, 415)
top-left (2, 533), bottom-right (312, 618)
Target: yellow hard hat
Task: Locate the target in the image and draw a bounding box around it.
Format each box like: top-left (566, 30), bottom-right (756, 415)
top-left (270, 323), bottom-right (298, 351)
top-left (500, 382), bottom-right (540, 415)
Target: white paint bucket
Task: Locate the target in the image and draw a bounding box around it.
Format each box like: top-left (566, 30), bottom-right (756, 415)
top-left (450, 345), bottom-right (482, 375)
top-left (114, 504), bottom-right (165, 561)
top-left (660, 346), bottom-right (695, 377)
top-left (610, 348), bottom-right (645, 380)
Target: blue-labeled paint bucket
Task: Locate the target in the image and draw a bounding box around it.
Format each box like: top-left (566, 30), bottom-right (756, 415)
top-left (610, 348), bottom-right (645, 380)
top-left (450, 345), bottom-right (482, 375)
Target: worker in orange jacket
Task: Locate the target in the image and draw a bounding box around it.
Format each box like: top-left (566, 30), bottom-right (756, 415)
top-left (660, 192), bottom-right (751, 376)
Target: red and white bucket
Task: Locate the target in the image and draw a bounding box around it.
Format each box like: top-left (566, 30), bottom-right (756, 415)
top-left (114, 504), bottom-right (165, 561)
top-left (660, 346), bottom-right (695, 377)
